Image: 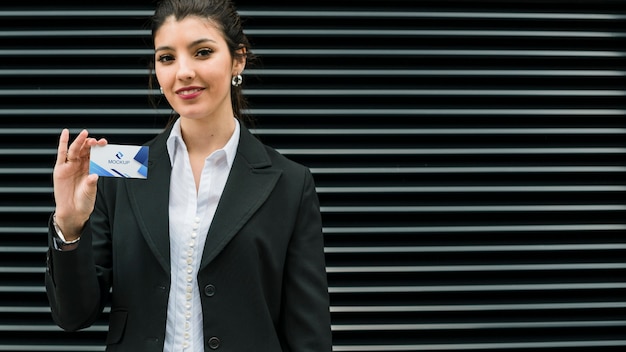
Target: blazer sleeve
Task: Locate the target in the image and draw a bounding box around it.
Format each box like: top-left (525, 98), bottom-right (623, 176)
top-left (279, 167), bottom-right (333, 351)
top-left (45, 180), bottom-right (113, 332)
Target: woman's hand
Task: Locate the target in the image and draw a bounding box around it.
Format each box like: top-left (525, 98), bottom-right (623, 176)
top-left (53, 129), bottom-right (107, 240)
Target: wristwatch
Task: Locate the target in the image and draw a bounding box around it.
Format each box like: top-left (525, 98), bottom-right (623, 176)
top-left (52, 214), bottom-right (81, 251)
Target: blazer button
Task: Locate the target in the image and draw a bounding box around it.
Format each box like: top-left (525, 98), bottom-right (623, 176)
top-left (204, 284), bottom-right (216, 297)
top-left (207, 336), bottom-right (220, 349)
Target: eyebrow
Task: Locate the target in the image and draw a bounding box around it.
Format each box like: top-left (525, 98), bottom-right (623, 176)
top-left (155, 38), bottom-right (217, 53)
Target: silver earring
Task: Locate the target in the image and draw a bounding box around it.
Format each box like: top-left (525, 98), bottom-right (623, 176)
top-left (231, 74), bottom-right (242, 87)
top-left (159, 87), bottom-right (164, 94)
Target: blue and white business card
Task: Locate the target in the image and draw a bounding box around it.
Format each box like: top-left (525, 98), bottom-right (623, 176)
top-left (89, 144), bottom-right (149, 179)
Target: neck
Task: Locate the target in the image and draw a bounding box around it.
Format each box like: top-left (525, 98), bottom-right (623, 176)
top-left (179, 115), bottom-right (235, 157)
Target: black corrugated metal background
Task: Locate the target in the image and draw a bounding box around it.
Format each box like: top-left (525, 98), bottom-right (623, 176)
top-left (1, 1), bottom-right (625, 351)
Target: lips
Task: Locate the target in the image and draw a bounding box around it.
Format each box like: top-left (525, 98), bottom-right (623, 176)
top-left (175, 87), bottom-right (204, 99)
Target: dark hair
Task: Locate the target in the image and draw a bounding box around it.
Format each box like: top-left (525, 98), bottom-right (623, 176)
top-left (150, 0), bottom-right (255, 127)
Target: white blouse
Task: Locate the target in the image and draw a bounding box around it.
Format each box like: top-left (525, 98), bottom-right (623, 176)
top-left (163, 118), bottom-right (240, 352)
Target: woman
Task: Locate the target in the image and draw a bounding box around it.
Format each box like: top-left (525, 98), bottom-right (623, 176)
top-left (45, 0), bottom-right (332, 351)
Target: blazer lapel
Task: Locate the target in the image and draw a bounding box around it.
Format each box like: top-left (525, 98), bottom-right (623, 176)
top-left (126, 130), bottom-right (172, 274)
top-left (200, 126), bottom-right (282, 269)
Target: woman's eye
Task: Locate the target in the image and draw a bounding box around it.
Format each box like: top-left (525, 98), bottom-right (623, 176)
top-left (157, 54), bottom-right (174, 63)
top-left (196, 48), bottom-right (213, 57)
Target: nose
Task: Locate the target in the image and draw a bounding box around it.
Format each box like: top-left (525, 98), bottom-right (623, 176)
top-left (176, 57), bottom-right (195, 81)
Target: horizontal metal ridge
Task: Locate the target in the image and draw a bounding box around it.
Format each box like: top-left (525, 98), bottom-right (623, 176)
top-left (0, 49), bottom-right (152, 56)
top-left (0, 206), bottom-right (54, 212)
top-left (1, 10), bottom-right (624, 20)
top-left (249, 69), bottom-right (626, 77)
top-left (3, 243), bottom-right (626, 254)
top-left (7, 263), bottom-right (624, 275)
top-left (4, 147), bottom-right (624, 156)
top-left (247, 29), bottom-right (626, 38)
top-left (15, 204), bottom-right (622, 213)
top-left (331, 301), bottom-right (626, 312)
top-left (2, 108), bottom-right (624, 116)
top-left (2, 283), bottom-right (625, 294)
top-left (0, 69), bottom-right (149, 76)
top-left (2, 49), bottom-right (625, 57)
top-left (257, 128), bottom-right (626, 135)
top-left (329, 282), bottom-right (626, 293)
top-left (0, 30), bottom-right (147, 37)
top-left (0, 246), bottom-right (45, 253)
top-left (0, 307), bottom-right (49, 313)
top-left (267, 108), bottom-right (623, 116)
top-left (0, 227), bottom-right (46, 234)
top-left (0, 286), bottom-right (44, 292)
top-left (0, 325), bottom-right (107, 332)
top-left (0, 346), bottom-right (103, 352)
top-left (0, 341), bottom-right (105, 352)
top-left (0, 267), bottom-right (44, 274)
top-left (3, 169), bottom-right (626, 178)
top-left (326, 263), bottom-right (626, 273)
top-left (243, 89), bottom-right (626, 97)
top-left (2, 89), bottom-right (624, 97)
top-left (332, 320), bottom-right (626, 331)
top-left (0, 168), bottom-right (51, 174)
top-left (311, 167), bottom-right (626, 174)
top-left (0, 128), bottom-right (161, 135)
top-left (278, 148), bottom-right (626, 155)
top-left (332, 340), bottom-right (626, 351)
top-left (1, 223), bottom-right (615, 236)
top-left (321, 204), bottom-right (626, 212)
top-left (0, 10), bottom-right (152, 17)
top-left (4, 29), bottom-right (624, 38)
top-left (0, 306), bottom-right (112, 314)
top-left (0, 89), bottom-right (157, 96)
top-left (240, 11), bottom-right (626, 21)
top-left (325, 244), bottom-right (626, 253)
top-left (2, 69), bottom-right (625, 77)
top-left (1, 149), bottom-right (74, 156)
top-left (3, 302), bottom-right (626, 314)
top-left (316, 185), bottom-right (626, 193)
top-left (323, 224), bottom-right (626, 234)
top-left (255, 49), bottom-right (626, 57)
top-left (1, 128), bottom-right (625, 136)
top-left (0, 187), bottom-right (52, 193)
top-left (0, 109), bottom-right (170, 116)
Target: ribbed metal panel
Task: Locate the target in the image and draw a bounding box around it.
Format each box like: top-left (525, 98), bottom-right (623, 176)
top-left (1, 1), bottom-right (625, 351)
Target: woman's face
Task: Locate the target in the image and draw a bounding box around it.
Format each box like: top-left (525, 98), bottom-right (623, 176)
top-left (154, 16), bottom-right (245, 121)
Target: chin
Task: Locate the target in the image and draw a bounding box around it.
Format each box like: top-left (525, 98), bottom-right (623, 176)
top-left (176, 109), bottom-right (210, 120)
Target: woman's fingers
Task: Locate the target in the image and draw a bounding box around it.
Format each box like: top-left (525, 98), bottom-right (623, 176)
top-left (56, 129), bottom-right (70, 165)
top-left (56, 129), bottom-right (108, 171)
top-left (67, 130), bottom-right (89, 163)
top-left (59, 129), bottom-right (106, 164)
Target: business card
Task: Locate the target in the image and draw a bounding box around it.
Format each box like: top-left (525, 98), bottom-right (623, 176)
top-left (89, 144), bottom-right (149, 179)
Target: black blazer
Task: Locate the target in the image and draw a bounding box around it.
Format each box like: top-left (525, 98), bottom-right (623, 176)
top-left (45, 124), bottom-right (332, 351)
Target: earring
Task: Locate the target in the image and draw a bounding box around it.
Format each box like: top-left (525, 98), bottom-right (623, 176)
top-left (231, 74), bottom-right (242, 87)
top-left (159, 87), bottom-right (164, 94)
